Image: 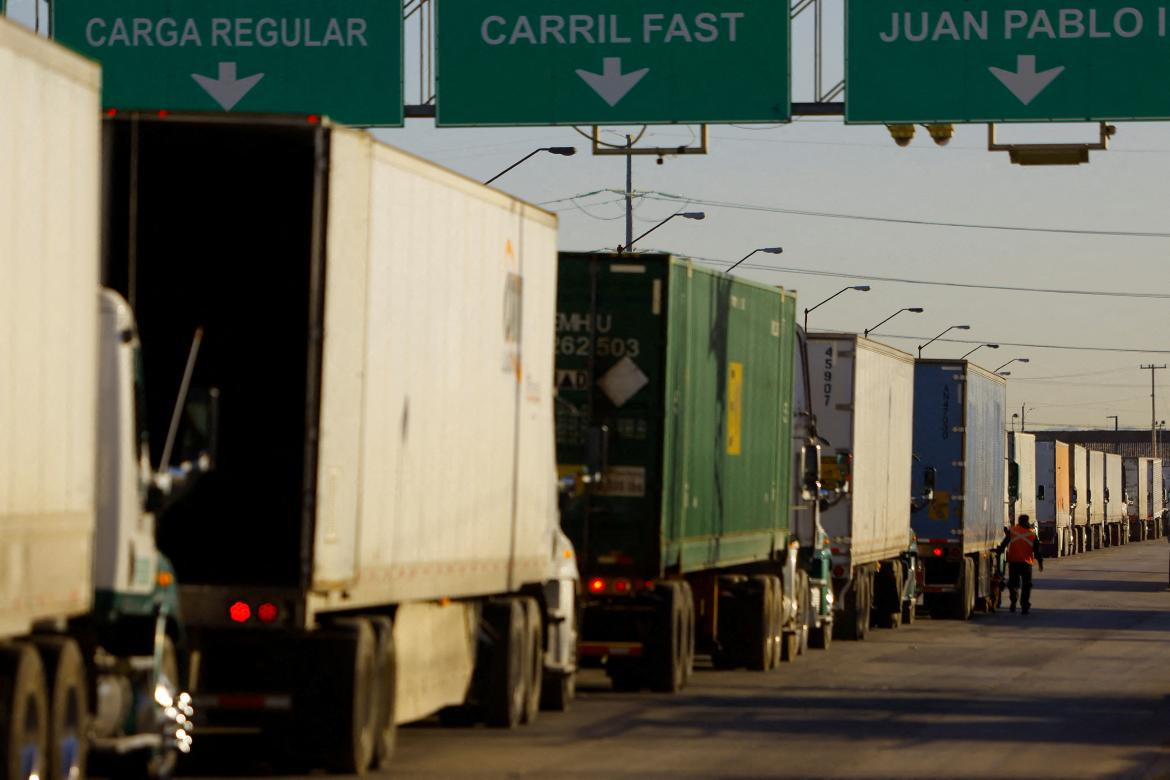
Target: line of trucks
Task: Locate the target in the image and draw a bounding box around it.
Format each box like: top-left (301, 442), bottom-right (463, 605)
top-left (2, 21), bottom-right (1165, 778)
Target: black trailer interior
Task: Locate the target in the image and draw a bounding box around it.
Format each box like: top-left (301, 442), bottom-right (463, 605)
top-left (102, 116), bottom-right (325, 589)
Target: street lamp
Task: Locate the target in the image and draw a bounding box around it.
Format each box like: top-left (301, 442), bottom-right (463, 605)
top-left (998, 372), bottom-right (1012, 377)
top-left (619, 211), bottom-right (705, 254)
top-left (864, 307), bottom-right (924, 338)
top-left (917, 325), bottom-right (971, 358)
top-left (726, 246), bottom-right (783, 274)
top-left (803, 285), bottom-right (871, 332)
top-left (994, 357), bottom-right (1030, 373)
top-left (1011, 412), bottom-right (1020, 432)
top-left (484, 146), bottom-right (576, 185)
top-left (960, 343), bottom-right (1000, 361)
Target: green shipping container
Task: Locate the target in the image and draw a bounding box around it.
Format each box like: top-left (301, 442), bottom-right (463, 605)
top-left (556, 253), bottom-right (797, 579)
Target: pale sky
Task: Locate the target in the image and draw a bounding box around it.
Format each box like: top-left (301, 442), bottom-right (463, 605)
top-left (10, 0), bottom-right (1169, 432)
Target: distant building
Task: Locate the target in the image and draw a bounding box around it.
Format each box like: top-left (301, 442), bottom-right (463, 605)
top-left (1030, 429), bottom-right (1168, 459)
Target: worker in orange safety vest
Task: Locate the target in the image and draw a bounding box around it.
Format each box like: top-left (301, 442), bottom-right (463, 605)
top-left (996, 514), bottom-right (1044, 614)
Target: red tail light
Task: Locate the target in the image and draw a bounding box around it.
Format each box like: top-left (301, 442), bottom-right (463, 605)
top-left (257, 602), bottom-right (279, 623)
top-left (932, 547), bottom-right (943, 557)
top-left (613, 578), bottom-right (631, 593)
top-left (229, 601), bottom-right (252, 623)
top-left (588, 577), bottom-right (606, 593)
top-left (833, 565), bottom-right (845, 578)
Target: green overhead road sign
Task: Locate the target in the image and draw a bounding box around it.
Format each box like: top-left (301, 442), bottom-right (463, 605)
top-left (848, 0), bottom-right (1170, 122)
top-left (53, 0), bottom-right (402, 125)
top-left (436, 0), bottom-right (789, 126)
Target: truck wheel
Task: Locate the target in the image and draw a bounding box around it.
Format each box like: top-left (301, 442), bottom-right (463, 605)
top-left (834, 571), bottom-right (868, 641)
top-left (315, 619), bottom-right (377, 774)
top-left (367, 617), bottom-right (397, 770)
top-left (32, 637), bottom-right (87, 780)
top-left (777, 576), bottom-right (798, 664)
top-left (679, 581), bottom-right (696, 684)
top-left (484, 598), bottom-right (526, 728)
top-left (521, 598), bottom-right (543, 725)
top-left (809, 617), bottom-right (832, 650)
top-left (951, 559), bottom-right (974, 620)
top-left (745, 576), bottom-right (773, 671)
top-left (541, 596), bottom-right (578, 711)
top-left (902, 597), bottom-right (917, 625)
top-left (0, 644), bottom-right (48, 780)
top-left (795, 571), bottom-right (811, 657)
top-left (648, 582), bottom-right (685, 693)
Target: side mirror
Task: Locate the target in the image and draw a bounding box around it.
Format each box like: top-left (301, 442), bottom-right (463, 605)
top-left (922, 466), bottom-right (937, 501)
top-left (1037, 484), bottom-right (1046, 501)
top-left (1071, 487), bottom-right (1078, 507)
top-left (1007, 462), bottom-right (1020, 501)
top-left (1104, 487), bottom-right (1110, 502)
top-left (176, 386), bottom-right (220, 473)
top-left (585, 425), bottom-right (609, 483)
top-left (801, 443), bottom-right (821, 502)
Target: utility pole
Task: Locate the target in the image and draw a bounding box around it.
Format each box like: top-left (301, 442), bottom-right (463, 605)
top-left (1141, 364), bottom-right (1166, 458)
top-left (1107, 415), bottom-right (1119, 432)
top-left (624, 134), bottom-right (633, 252)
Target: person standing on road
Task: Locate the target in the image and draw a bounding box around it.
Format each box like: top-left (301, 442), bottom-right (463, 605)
top-left (997, 515), bottom-right (1044, 614)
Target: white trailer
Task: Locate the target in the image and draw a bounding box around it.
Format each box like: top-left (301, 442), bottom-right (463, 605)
top-left (1035, 441), bottom-right (1072, 557)
top-left (101, 114), bottom-right (578, 773)
top-left (807, 334), bottom-right (916, 640)
top-left (1007, 433), bottom-right (1036, 526)
top-left (1088, 450), bottom-right (1106, 550)
top-left (1070, 445), bottom-right (1089, 553)
top-left (2, 19), bottom-right (204, 779)
top-left (1125, 457), bottom-right (1151, 541)
top-left (1104, 453), bottom-right (1127, 546)
top-left (1149, 459), bottom-right (1164, 537)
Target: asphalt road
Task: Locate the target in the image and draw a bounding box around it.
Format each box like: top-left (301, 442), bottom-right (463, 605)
top-left (185, 539), bottom-right (1170, 780)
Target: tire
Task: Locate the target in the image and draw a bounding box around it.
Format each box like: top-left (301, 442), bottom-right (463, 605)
top-left (0, 644), bottom-right (48, 780)
top-left (32, 637), bottom-right (87, 780)
top-left (521, 598), bottom-right (543, 725)
top-left (795, 571), bottom-right (810, 657)
top-left (679, 581), bottom-right (695, 684)
top-left (809, 619), bottom-right (832, 650)
top-left (951, 559), bottom-right (974, 621)
top-left (317, 619), bottom-right (377, 774)
top-left (648, 583), bottom-right (685, 693)
top-left (367, 617), bottom-right (397, 770)
top-left (484, 599), bottom-right (526, 728)
top-left (745, 576), bottom-right (773, 671)
top-left (834, 570), bottom-right (869, 641)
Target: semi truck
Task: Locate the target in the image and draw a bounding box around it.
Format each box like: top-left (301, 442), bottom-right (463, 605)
top-left (1105, 452), bottom-right (1127, 546)
top-left (100, 113), bottom-right (579, 773)
top-left (1, 20), bottom-right (205, 780)
top-left (910, 360), bottom-right (1006, 620)
top-left (1034, 440), bottom-right (1071, 557)
top-left (1006, 432), bottom-right (1036, 527)
top-left (554, 253), bottom-right (832, 692)
top-left (1125, 457), bottom-right (1150, 541)
top-left (1070, 445), bottom-right (1089, 553)
top-left (1088, 450), bottom-right (1106, 549)
top-left (1149, 459), bottom-right (1164, 538)
top-left (807, 334), bottom-right (918, 639)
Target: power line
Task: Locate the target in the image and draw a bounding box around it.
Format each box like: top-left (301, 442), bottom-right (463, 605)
top-left (677, 253), bottom-right (1170, 301)
top-left (635, 191), bottom-right (1170, 239)
top-left (816, 328), bottom-right (1170, 355)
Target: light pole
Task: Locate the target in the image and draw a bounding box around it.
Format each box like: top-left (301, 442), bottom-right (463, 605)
top-left (960, 343), bottom-right (999, 361)
top-left (918, 325), bottom-right (971, 358)
top-left (994, 357), bottom-right (1030, 373)
top-left (619, 211), bottom-right (705, 254)
top-left (803, 285), bottom-right (871, 332)
top-left (997, 372), bottom-right (1012, 377)
top-left (484, 146), bottom-right (576, 185)
top-left (1011, 412), bottom-right (1020, 433)
top-left (864, 307), bottom-right (924, 338)
top-left (726, 246), bottom-right (783, 274)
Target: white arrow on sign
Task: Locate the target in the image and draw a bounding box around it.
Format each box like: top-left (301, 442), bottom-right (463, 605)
top-left (576, 58), bottom-right (650, 107)
top-left (989, 55), bottom-right (1064, 106)
top-left (191, 62), bottom-right (265, 111)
